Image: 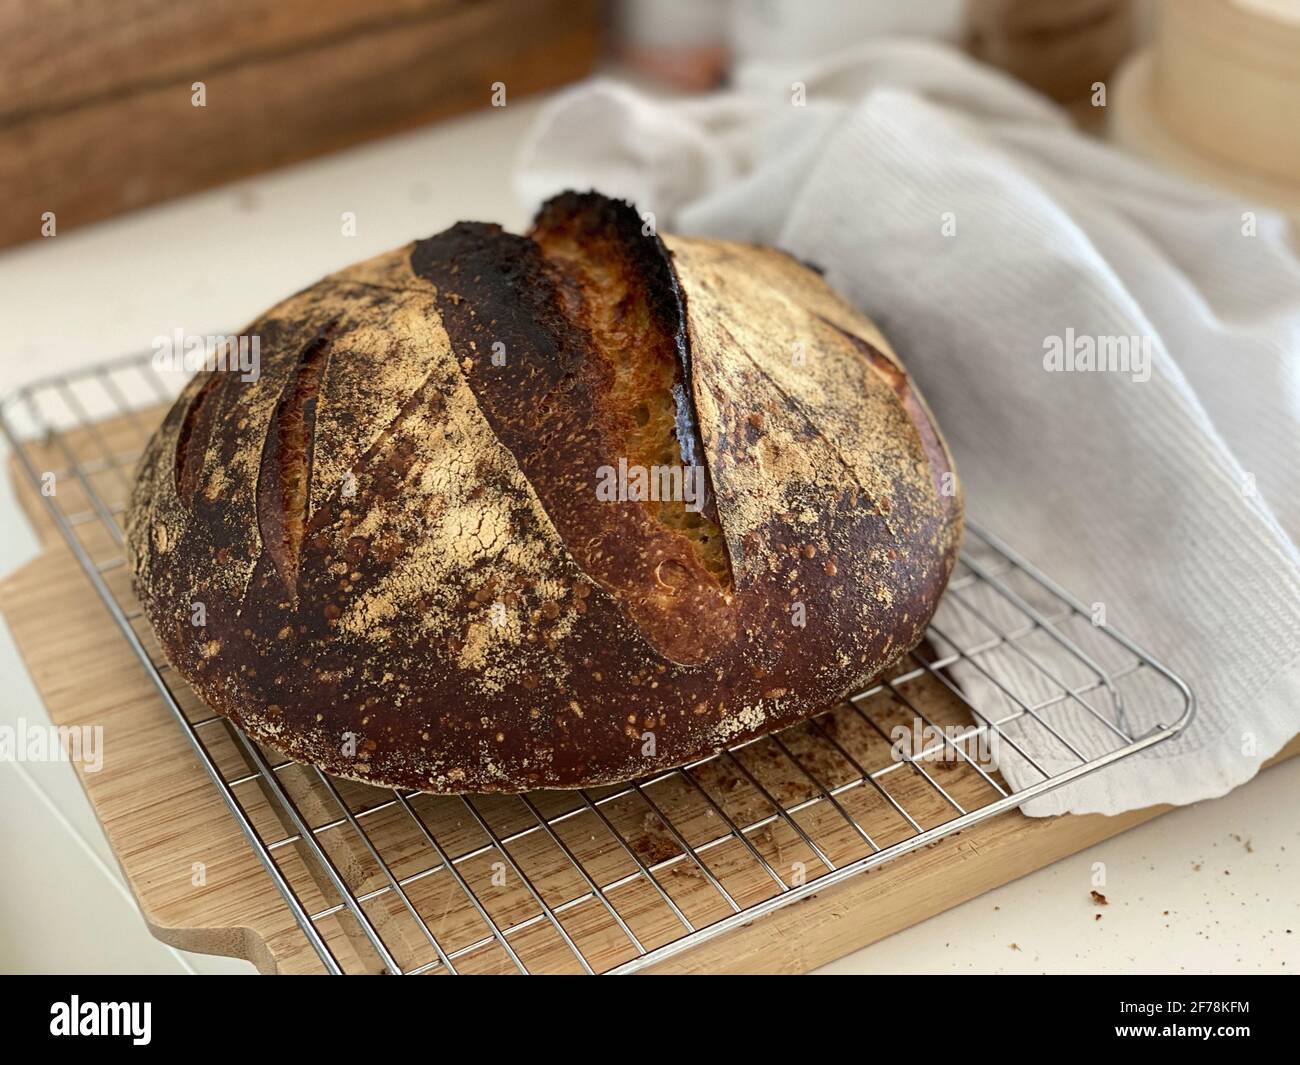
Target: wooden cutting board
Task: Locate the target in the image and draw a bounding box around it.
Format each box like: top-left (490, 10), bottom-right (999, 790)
top-left (3, 406), bottom-right (1296, 974)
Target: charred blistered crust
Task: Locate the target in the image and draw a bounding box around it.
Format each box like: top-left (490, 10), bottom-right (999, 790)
top-left (127, 191), bottom-right (963, 793)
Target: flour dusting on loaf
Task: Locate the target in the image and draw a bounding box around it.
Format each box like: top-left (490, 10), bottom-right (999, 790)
top-left (127, 191), bottom-right (962, 793)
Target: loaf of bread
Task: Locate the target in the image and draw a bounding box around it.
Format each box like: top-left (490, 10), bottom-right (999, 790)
top-left (127, 191), bottom-right (962, 793)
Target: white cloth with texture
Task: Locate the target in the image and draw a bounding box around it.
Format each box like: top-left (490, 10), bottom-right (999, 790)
top-left (514, 40), bottom-right (1300, 815)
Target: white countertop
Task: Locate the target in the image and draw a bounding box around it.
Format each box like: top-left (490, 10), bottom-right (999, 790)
top-left (1, 86), bottom-right (1295, 975)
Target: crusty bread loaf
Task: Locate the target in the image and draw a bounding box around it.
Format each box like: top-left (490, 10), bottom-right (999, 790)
top-left (126, 191), bottom-right (962, 793)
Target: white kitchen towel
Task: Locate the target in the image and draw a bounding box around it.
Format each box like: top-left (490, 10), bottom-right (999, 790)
top-left (514, 39), bottom-right (1300, 816)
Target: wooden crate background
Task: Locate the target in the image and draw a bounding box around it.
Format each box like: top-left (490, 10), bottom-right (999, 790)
top-left (0, 0), bottom-right (600, 248)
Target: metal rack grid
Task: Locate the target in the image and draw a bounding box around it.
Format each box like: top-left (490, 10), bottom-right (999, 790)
top-left (0, 353), bottom-right (1195, 975)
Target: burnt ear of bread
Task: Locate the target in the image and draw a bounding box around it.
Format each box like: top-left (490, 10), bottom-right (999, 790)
top-left (126, 190), bottom-right (963, 793)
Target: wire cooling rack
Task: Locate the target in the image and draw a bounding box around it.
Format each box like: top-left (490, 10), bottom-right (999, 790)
top-left (0, 353), bottom-right (1194, 974)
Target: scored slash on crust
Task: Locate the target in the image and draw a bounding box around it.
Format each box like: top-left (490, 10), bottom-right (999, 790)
top-left (254, 320), bottom-right (339, 601)
top-left (173, 368), bottom-right (228, 506)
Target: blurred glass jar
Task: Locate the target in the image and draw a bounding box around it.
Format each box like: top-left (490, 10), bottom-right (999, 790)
top-left (612, 0), bottom-right (730, 90)
top-left (729, 0), bottom-right (966, 64)
top-left (612, 0), bottom-right (968, 89)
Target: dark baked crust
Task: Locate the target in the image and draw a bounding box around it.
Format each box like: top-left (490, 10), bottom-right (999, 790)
top-left (126, 191), bottom-right (963, 793)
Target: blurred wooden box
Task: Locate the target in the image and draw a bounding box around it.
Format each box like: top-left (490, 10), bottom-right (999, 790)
top-left (1110, 0), bottom-right (1300, 218)
top-left (0, 0), bottom-right (600, 249)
